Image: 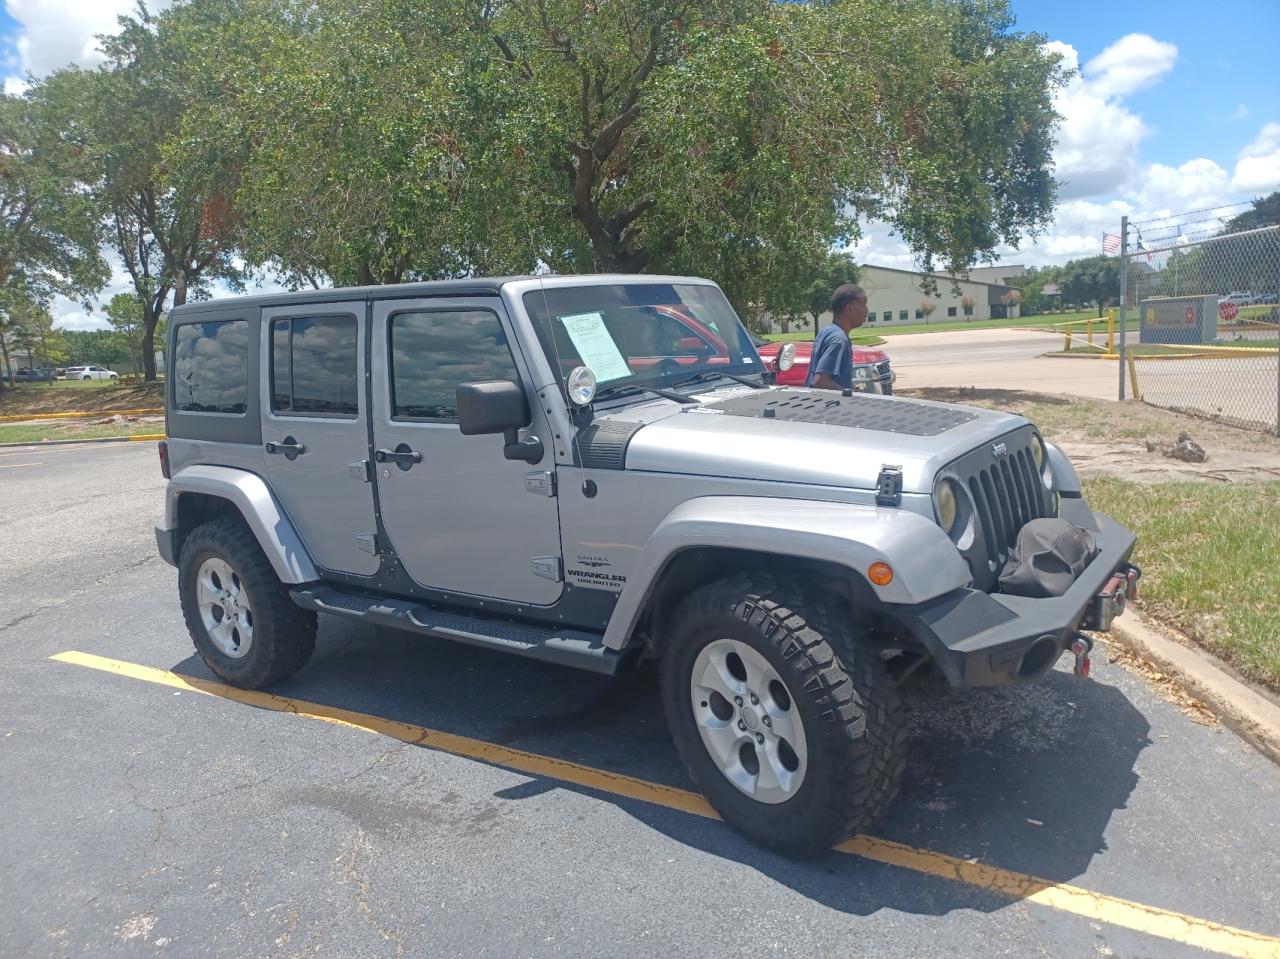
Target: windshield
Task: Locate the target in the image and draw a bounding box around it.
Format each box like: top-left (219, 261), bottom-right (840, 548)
top-left (523, 282), bottom-right (761, 397)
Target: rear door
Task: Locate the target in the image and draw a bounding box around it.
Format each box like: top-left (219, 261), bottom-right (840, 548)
top-left (369, 296), bottom-right (562, 606)
top-left (260, 301), bottom-right (379, 576)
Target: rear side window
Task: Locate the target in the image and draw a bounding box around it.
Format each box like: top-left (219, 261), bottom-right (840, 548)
top-left (270, 315), bottom-right (358, 416)
top-left (173, 320), bottom-right (249, 414)
top-left (390, 310), bottom-right (519, 420)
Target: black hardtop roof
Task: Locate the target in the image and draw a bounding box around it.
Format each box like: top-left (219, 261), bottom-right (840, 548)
top-left (167, 276), bottom-right (533, 317)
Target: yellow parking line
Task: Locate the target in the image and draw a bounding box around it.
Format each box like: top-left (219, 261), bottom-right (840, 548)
top-left (50, 650), bottom-right (1280, 959)
top-left (0, 407), bottom-right (163, 422)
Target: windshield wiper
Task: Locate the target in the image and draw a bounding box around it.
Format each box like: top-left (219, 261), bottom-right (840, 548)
top-left (593, 383), bottom-right (699, 405)
top-left (670, 369), bottom-right (766, 390)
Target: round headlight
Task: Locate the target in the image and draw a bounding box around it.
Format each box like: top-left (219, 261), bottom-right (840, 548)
top-left (936, 480), bottom-right (958, 534)
top-left (567, 366), bottom-right (597, 406)
top-left (1030, 434), bottom-right (1045, 470)
top-left (777, 342), bottom-right (797, 372)
top-left (853, 366), bottom-right (872, 380)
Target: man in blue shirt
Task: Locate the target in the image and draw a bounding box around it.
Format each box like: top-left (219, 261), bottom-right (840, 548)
top-left (805, 283), bottom-right (869, 390)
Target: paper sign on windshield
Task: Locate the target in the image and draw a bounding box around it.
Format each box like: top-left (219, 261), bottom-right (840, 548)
top-left (558, 312), bottom-right (632, 383)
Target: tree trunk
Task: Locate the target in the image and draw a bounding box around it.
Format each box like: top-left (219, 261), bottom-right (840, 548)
top-left (0, 329), bottom-right (13, 386)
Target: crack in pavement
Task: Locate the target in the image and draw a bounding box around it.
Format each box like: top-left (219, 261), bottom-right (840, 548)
top-left (0, 554), bottom-right (156, 636)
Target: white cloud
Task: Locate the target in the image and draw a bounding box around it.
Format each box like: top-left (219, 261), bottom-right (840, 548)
top-left (4, 0), bottom-right (173, 76)
top-left (1231, 122), bottom-right (1280, 193)
top-left (3, 75), bottom-right (29, 94)
top-left (1082, 34), bottom-right (1178, 99)
top-left (1047, 40), bottom-right (1153, 200)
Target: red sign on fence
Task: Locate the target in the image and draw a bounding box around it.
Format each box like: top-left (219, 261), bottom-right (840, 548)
top-left (1220, 301), bottom-right (1239, 322)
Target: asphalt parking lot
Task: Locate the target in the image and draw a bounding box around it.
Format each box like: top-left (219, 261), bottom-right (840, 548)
top-left (2, 442), bottom-right (1279, 958)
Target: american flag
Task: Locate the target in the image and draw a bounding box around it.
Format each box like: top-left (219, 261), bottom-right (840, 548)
top-left (1102, 233), bottom-right (1122, 255)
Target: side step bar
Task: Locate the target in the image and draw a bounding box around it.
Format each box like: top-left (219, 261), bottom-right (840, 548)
top-left (290, 585), bottom-right (635, 677)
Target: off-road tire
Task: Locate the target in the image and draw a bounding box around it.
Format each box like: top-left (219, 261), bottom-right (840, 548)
top-left (660, 571), bottom-right (905, 856)
top-left (178, 518), bottom-right (317, 689)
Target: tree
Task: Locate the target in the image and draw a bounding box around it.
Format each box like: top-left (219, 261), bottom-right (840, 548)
top-left (62, 329), bottom-right (131, 368)
top-left (166, 0), bottom-right (1062, 305)
top-left (30, 6), bottom-right (243, 382)
top-left (1222, 191), bottom-right (1280, 233)
top-left (1060, 255), bottom-right (1119, 316)
top-left (759, 250), bottom-right (859, 334)
top-left (919, 300), bottom-right (937, 323)
top-left (0, 92), bottom-right (108, 303)
top-left (961, 294), bottom-right (975, 319)
top-left (103, 291), bottom-right (160, 372)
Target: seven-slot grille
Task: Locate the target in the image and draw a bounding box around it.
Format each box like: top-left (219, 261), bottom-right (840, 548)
top-left (945, 429), bottom-right (1054, 589)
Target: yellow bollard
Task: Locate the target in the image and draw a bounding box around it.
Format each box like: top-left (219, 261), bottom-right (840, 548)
top-left (1064, 324), bottom-right (1072, 352)
top-left (1127, 352), bottom-right (1141, 401)
top-left (1107, 310), bottom-right (1115, 354)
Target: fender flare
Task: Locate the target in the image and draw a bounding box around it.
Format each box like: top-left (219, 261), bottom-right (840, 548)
top-left (161, 465), bottom-right (319, 584)
top-left (602, 496), bottom-right (972, 650)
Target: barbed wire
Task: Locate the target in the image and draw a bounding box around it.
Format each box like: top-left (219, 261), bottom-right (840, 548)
top-left (1131, 200), bottom-right (1253, 228)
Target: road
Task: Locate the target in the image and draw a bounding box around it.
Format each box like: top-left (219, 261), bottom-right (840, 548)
top-left (2, 442), bottom-right (1279, 958)
top-left (886, 328), bottom-right (1280, 432)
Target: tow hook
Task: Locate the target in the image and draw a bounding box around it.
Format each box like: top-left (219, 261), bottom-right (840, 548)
top-left (1070, 633), bottom-right (1093, 678)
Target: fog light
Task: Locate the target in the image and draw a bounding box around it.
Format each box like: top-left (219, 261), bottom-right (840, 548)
top-left (567, 366), bottom-right (597, 406)
top-left (868, 562), bottom-right (894, 586)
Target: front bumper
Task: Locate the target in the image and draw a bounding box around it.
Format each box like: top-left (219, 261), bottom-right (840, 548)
top-left (895, 511), bottom-right (1137, 686)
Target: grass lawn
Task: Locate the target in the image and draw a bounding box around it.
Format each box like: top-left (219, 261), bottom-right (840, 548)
top-left (0, 419), bottom-right (164, 444)
top-left (1083, 477), bottom-right (1280, 690)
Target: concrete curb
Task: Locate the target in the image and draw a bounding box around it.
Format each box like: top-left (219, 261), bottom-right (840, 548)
top-left (0, 433), bottom-right (165, 449)
top-left (1106, 611), bottom-right (1280, 765)
top-left (0, 407), bottom-right (163, 422)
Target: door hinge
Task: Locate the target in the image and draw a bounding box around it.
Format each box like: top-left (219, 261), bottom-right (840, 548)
top-left (356, 533), bottom-right (378, 555)
top-left (348, 459), bottom-right (371, 483)
top-left (532, 556), bottom-right (563, 582)
top-left (525, 470), bottom-right (557, 497)
top-left (875, 465), bottom-right (903, 507)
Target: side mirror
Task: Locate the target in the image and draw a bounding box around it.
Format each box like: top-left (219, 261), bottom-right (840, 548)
top-left (456, 380), bottom-right (543, 464)
top-left (677, 336), bottom-right (710, 354)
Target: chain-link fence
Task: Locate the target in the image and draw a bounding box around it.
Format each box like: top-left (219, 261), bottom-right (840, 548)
top-left (1118, 223), bottom-right (1280, 436)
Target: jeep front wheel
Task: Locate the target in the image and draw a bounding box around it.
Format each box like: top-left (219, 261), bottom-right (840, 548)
top-left (178, 518), bottom-right (317, 689)
top-left (660, 572), bottom-right (905, 856)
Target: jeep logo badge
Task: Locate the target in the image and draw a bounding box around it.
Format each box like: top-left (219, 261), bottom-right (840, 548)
top-left (992, 442), bottom-right (1008, 457)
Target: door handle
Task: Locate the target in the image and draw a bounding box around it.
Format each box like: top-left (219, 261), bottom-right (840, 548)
top-left (375, 444), bottom-right (422, 470)
top-left (266, 436), bottom-right (306, 460)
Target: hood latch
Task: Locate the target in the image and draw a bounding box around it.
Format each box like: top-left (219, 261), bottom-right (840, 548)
top-left (875, 465), bottom-right (903, 507)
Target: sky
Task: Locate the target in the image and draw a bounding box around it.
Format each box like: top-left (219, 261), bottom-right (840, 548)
top-left (2, 0), bottom-right (1279, 330)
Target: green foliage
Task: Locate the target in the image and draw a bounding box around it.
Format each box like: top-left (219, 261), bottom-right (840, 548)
top-left (0, 92), bottom-right (108, 301)
top-left (1059, 255), bottom-right (1118, 316)
top-left (161, 0), bottom-right (1061, 307)
top-left (103, 292), bottom-right (163, 372)
top-left (62, 329), bottom-right (133, 368)
top-left (1222, 191), bottom-right (1280, 233)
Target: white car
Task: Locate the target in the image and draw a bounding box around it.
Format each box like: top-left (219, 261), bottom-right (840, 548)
top-left (65, 365), bottom-right (119, 381)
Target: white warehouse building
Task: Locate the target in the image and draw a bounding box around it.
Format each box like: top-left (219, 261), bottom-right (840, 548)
top-left (800, 263), bottom-right (1022, 332)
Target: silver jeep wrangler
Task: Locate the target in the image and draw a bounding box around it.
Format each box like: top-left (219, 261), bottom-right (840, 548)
top-left (155, 274), bottom-right (1138, 854)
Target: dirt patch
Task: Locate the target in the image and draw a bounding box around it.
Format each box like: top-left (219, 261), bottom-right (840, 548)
top-left (0, 382), bottom-right (163, 416)
top-left (905, 387), bottom-right (1280, 484)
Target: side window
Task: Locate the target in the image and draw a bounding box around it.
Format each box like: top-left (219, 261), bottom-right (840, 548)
top-left (270, 315), bottom-right (358, 416)
top-left (390, 310), bottom-right (519, 420)
top-left (947, 306), bottom-right (958, 317)
top-left (173, 319), bottom-right (249, 414)
top-left (898, 309), bottom-right (909, 321)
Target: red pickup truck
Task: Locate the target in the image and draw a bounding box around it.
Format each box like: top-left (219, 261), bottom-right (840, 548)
top-left (753, 335), bottom-right (895, 393)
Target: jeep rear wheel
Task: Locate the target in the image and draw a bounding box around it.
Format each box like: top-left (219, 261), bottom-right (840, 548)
top-left (178, 518), bottom-right (317, 689)
top-left (660, 572), bottom-right (905, 856)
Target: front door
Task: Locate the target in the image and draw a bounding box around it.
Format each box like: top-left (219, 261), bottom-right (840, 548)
top-left (370, 297), bottom-right (563, 606)
top-left (260, 301), bottom-right (379, 576)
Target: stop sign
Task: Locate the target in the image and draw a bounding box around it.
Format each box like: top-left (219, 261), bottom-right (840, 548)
top-left (1220, 301), bottom-right (1239, 321)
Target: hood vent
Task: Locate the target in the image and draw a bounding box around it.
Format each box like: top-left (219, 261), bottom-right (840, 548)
top-left (705, 391), bottom-right (979, 437)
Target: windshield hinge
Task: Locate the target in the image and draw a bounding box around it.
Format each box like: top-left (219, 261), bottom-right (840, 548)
top-left (875, 465), bottom-right (903, 507)
top-left (525, 470), bottom-right (557, 497)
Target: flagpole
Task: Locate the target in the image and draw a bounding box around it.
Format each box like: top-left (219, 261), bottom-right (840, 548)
top-left (1118, 215), bottom-right (1129, 401)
